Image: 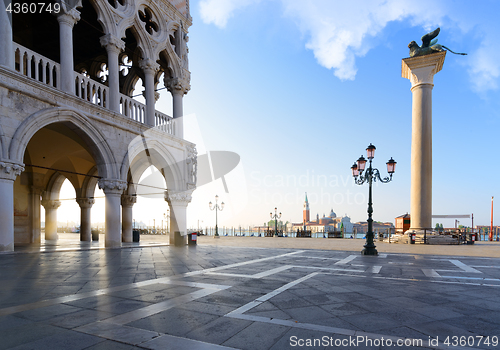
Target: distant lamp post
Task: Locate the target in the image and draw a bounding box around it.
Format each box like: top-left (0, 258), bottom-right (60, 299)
top-left (163, 209), bottom-right (170, 234)
top-left (270, 207), bottom-right (282, 237)
top-left (351, 143), bottom-right (396, 255)
top-left (209, 195), bottom-right (224, 237)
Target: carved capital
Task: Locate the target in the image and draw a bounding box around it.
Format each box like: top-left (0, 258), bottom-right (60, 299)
top-left (165, 189), bottom-right (193, 206)
top-left (0, 161), bottom-right (24, 181)
top-left (165, 77), bottom-right (190, 95)
top-left (41, 199), bottom-right (62, 210)
top-left (100, 34), bottom-right (125, 54)
top-left (56, 5), bottom-right (81, 28)
top-left (402, 51), bottom-right (446, 88)
top-left (98, 179), bottom-right (127, 195)
top-left (76, 197), bottom-right (95, 209)
top-left (139, 59), bottom-right (160, 75)
top-left (121, 194), bottom-right (137, 207)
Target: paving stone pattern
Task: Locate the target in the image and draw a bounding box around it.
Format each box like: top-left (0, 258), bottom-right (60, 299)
top-left (1, 245), bottom-right (500, 349)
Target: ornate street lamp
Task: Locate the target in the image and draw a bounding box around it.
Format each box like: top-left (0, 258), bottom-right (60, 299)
top-left (270, 207), bottom-right (282, 237)
top-left (209, 195), bottom-right (224, 237)
top-left (351, 143), bottom-right (396, 255)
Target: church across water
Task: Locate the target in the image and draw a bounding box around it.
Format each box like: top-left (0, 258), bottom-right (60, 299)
top-left (287, 193), bottom-right (353, 234)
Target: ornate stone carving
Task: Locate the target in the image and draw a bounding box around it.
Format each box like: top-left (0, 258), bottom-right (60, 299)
top-left (139, 58), bottom-right (160, 74)
top-left (121, 194), bottom-right (137, 207)
top-left (56, 0), bottom-right (81, 28)
top-left (76, 197), bottom-right (95, 209)
top-left (165, 76), bottom-right (190, 95)
top-left (165, 189), bottom-right (193, 205)
top-left (41, 199), bottom-right (62, 210)
top-left (186, 145), bottom-right (197, 187)
top-left (0, 161), bottom-right (24, 181)
top-left (98, 179), bottom-right (127, 194)
top-left (100, 34), bottom-right (126, 53)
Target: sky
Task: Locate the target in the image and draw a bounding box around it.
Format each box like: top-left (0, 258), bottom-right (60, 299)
top-left (57, 0), bottom-right (500, 231)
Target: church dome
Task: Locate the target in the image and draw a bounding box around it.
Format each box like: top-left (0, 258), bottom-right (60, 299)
top-left (329, 209), bottom-right (336, 218)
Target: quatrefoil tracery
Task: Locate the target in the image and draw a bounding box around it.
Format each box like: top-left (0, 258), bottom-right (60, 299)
top-left (138, 7), bottom-right (159, 36)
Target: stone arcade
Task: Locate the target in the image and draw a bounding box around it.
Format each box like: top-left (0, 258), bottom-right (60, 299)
top-left (0, 0), bottom-right (196, 251)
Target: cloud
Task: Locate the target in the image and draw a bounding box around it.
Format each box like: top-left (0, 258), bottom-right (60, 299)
top-left (280, 0), bottom-right (445, 81)
top-left (199, 0), bottom-right (499, 91)
top-left (199, 0), bottom-right (261, 28)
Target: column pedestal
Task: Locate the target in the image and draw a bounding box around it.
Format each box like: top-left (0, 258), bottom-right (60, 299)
top-left (76, 198), bottom-right (95, 242)
top-left (98, 179), bottom-right (127, 248)
top-left (402, 51), bottom-right (446, 233)
top-left (121, 195), bottom-right (136, 243)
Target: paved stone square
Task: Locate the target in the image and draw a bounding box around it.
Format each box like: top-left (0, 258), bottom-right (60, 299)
top-left (1, 241), bottom-right (500, 349)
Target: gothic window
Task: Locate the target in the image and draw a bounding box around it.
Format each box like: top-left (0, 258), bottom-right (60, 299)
top-left (107, 0), bottom-right (124, 8)
top-left (138, 7), bottom-right (159, 35)
top-left (98, 63), bottom-right (108, 83)
top-left (120, 55), bottom-right (132, 76)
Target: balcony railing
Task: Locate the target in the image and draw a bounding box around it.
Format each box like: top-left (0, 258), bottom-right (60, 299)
top-left (14, 44), bottom-right (60, 89)
top-left (12, 43), bottom-right (174, 136)
top-left (75, 72), bottom-right (108, 108)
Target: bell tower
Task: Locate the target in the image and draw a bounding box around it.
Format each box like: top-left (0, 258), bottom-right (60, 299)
top-left (303, 193), bottom-right (310, 223)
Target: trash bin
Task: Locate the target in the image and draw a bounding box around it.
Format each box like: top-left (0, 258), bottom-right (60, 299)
top-left (188, 232), bottom-right (197, 245)
top-left (410, 232), bottom-right (416, 244)
top-left (91, 229), bottom-right (99, 241)
top-left (467, 234), bottom-right (475, 245)
top-left (133, 229), bottom-right (140, 242)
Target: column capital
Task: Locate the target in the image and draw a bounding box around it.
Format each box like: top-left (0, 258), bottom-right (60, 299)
top-left (98, 179), bottom-right (127, 195)
top-left (56, 7), bottom-right (81, 28)
top-left (139, 59), bottom-right (160, 74)
top-left (121, 194), bottom-right (137, 208)
top-left (100, 34), bottom-right (125, 54)
top-left (402, 51), bottom-right (446, 89)
top-left (165, 76), bottom-right (190, 95)
top-left (76, 197), bottom-right (95, 209)
top-left (0, 161), bottom-right (24, 181)
top-left (165, 189), bottom-right (193, 206)
top-left (41, 199), bottom-right (62, 210)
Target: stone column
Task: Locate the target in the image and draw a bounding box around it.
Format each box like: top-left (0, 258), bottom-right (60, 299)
top-left (121, 195), bottom-right (136, 243)
top-left (76, 198), bottom-right (95, 241)
top-left (165, 77), bottom-right (190, 138)
top-left (139, 59), bottom-right (160, 127)
top-left (31, 187), bottom-right (43, 244)
top-left (402, 51), bottom-right (446, 233)
top-left (42, 199), bottom-right (62, 240)
top-left (100, 34), bottom-right (125, 112)
top-left (98, 179), bottom-right (127, 247)
top-left (0, 5), bottom-right (13, 69)
top-left (56, 8), bottom-right (80, 94)
top-left (165, 190), bottom-right (193, 246)
top-left (0, 162), bottom-right (24, 251)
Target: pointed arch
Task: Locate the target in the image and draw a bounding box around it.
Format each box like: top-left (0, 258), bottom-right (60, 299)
top-left (121, 132), bottom-right (184, 195)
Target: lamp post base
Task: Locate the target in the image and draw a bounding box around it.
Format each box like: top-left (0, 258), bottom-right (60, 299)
top-left (361, 246), bottom-right (378, 255)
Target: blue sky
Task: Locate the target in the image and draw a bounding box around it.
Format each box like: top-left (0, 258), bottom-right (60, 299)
top-left (179, 0), bottom-right (500, 230)
top-left (56, 0), bottom-right (499, 231)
